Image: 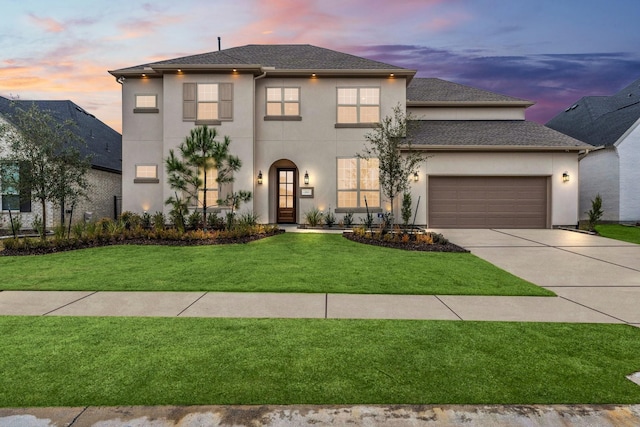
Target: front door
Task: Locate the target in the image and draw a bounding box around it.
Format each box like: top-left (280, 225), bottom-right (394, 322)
top-left (277, 169), bottom-right (296, 223)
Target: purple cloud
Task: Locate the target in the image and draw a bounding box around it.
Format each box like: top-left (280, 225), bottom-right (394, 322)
top-left (346, 44), bottom-right (640, 123)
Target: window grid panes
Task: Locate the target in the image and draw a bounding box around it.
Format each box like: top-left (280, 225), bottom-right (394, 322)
top-left (266, 87), bottom-right (300, 116)
top-left (197, 84), bottom-right (219, 120)
top-left (337, 87), bottom-right (380, 123)
top-left (1, 163), bottom-right (19, 211)
top-left (135, 165), bottom-right (157, 179)
top-left (198, 167), bottom-right (218, 208)
top-left (337, 158), bottom-right (380, 208)
top-left (135, 95), bottom-right (157, 108)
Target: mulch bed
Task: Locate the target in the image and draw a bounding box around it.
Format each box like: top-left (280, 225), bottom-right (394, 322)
top-left (342, 232), bottom-right (469, 253)
top-left (0, 229), bottom-right (285, 256)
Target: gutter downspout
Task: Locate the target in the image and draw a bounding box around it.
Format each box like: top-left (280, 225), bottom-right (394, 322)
top-left (253, 70), bottom-right (268, 221)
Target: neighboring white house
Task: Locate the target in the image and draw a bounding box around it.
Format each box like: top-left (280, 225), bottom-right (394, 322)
top-left (546, 78), bottom-right (640, 223)
top-left (0, 97), bottom-right (122, 229)
top-left (109, 44), bottom-right (589, 228)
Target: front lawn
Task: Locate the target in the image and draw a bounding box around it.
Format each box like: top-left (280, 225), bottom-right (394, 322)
top-left (596, 224), bottom-right (640, 244)
top-left (1, 317), bottom-right (639, 406)
top-left (0, 233), bottom-right (551, 296)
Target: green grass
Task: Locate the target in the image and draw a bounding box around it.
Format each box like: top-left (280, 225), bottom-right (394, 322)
top-left (1, 316), bottom-right (639, 406)
top-left (0, 233), bottom-right (551, 296)
top-left (596, 224), bottom-right (640, 244)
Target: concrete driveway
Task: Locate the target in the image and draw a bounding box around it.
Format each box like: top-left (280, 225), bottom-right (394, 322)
top-left (433, 228), bottom-right (640, 326)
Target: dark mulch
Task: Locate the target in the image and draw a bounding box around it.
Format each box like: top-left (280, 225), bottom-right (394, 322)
top-left (1, 230), bottom-right (285, 256)
top-left (342, 232), bottom-right (469, 253)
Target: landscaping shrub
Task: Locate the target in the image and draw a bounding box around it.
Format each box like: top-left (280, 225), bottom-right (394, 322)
top-left (586, 194), bottom-right (604, 232)
top-left (152, 211), bottom-right (166, 231)
top-left (343, 211), bottom-right (354, 227)
top-left (324, 208), bottom-right (336, 227)
top-left (304, 207), bottom-right (323, 227)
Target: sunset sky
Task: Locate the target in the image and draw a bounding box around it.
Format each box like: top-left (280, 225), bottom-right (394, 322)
top-left (1, 0), bottom-right (639, 133)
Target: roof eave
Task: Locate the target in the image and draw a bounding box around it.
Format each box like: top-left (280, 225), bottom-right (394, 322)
top-left (109, 67), bottom-right (416, 79)
top-left (407, 100), bottom-right (534, 108)
top-left (405, 144), bottom-right (592, 152)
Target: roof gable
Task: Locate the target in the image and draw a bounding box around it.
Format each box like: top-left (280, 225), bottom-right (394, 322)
top-left (546, 77), bottom-right (640, 147)
top-left (111, 44), bottom-right (410, 75)
top-left (0, 96), bottom-right (122, 172)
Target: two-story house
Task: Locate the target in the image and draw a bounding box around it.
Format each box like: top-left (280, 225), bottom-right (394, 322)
top-left (110, 44), bottom-right (589, 228)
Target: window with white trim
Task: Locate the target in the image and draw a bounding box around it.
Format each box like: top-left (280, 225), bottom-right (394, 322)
top-left (266, 87), bottom-right (300, 116)
top-left (337, 87), bottom-right (380, 124)
top-left (135, 95), bottom-right (157, 108)
top-left (337, 158), bottom-right (380, 208)
top-left (134, 95), bottom-right (159, 113)
top-left (183, 83), bottom-right (233, 122)
top-left (134, 164), bottom-right (159, 183)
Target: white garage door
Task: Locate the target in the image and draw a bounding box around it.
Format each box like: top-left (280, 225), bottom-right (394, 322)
top-left (429, 176), bottom-right (548, 228)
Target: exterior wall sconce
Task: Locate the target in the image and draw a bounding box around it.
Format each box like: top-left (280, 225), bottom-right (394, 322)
top-left (304, 170), bottom-right (310, 185)
top-left (413, 172), bottom-right (419, 182)
top-left (257, 171), bottom-right (263, 185)
top-left (562, 172), bottom-right (570, 183)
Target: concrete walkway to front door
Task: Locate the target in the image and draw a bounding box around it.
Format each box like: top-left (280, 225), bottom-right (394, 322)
top-left (431, 228), bottom-right (640, 326)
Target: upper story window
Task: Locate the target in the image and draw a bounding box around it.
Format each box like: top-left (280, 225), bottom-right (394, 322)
top-left (183, 83), bottom-right (233, 124)
top-left (337, 157), bottom-right (380, 209)
top-left (134, 95), bottom-right (159, 113)
top-left (337, 87), bottom-right (380, 125)
top-left (265, 87), bottom-right (301, 120)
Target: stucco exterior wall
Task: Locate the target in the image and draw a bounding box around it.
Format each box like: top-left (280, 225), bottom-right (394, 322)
top-left (122, 74), bottom-right (256, 216)
top-left (618, 120), bottom-right (640, 222)
top-left (407, 151), bottom-right (581, 227)
top-left (407, 106), bottom-right (526, 120)
top-left (254, 76), bottom-right (407, 224)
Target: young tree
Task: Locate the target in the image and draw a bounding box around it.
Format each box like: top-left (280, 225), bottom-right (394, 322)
top-left (0, 103), bottom-right (90, 238)
top-left (165, 125), bottom-right (251, 229)
top-left (358, 104), bottom-right (427, 228)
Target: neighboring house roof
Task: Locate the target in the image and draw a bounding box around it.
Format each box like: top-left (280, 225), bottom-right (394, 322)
top-left (110, 44), bottom-right (415, 77)
top-left (546, 77), bottom-right (640, 147)
top-left (409, 120), bottom-right (591, 151)
top-left (407, 78), bottom-right (533, 107)
top-left (0, 96), bottom-right (122, 173)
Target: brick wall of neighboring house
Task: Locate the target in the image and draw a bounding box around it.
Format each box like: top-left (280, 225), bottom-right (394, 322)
top-left (0, 201), bottom-right (53, 231)
top-left (57, 168), bottom-right (122, 224)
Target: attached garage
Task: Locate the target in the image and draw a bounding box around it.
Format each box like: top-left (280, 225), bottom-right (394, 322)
top-left (428, 176), bottom-right (549, 228)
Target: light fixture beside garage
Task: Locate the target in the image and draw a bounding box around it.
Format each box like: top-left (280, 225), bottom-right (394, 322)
top-left (413, 172), bottom-right (419, 182)
top-left (562, 172), bottom-right (570, 183)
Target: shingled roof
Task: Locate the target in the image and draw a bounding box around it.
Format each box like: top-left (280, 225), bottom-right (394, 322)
top-left (0, 96), bottom-right (122, 173)
top-left (407, 78), bottom-right (533, 106)
top-left (546, 77), bottom-right (640, 147)
top-left (408, 120), bottom-right (590, 151)
top-left (111, 44), bottom-right (412, 75)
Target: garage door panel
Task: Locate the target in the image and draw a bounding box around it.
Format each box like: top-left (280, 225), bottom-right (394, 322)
top-left (429, 176), bottom-right (548, 229)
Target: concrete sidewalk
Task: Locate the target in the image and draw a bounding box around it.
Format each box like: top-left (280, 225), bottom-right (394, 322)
top-left (0, 289), bottom-right (628, 324)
